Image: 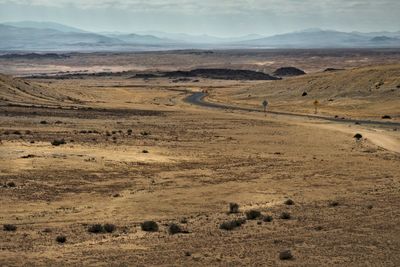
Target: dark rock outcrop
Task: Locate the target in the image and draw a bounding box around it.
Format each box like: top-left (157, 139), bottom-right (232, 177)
top-left (273, 67), bottom-right (306, 77)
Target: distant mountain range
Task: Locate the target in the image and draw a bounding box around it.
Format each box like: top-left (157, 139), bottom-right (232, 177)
top-left (0, 22), bottom-right (399, 51)
top-left (236, 29), bottom-right (400, 48)
top-left (3, 21), bottom-right (88, 33)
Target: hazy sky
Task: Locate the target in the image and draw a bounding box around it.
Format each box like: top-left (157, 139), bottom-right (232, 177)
top-left (0, 0), bottom-right (399, 36)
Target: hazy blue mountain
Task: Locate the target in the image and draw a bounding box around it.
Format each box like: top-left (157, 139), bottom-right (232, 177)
top-left (236, 29), bottom-right (400, 48)
top-left (105, 33), bottom-right (178, 45)
top-left (351, 31), bottom-right (400, 38)
top-left (137, 31), bottom-right (265, 44)
top-left (0, 24), bottom-right (123, 50)
top-left (0, 22), bottom-right (399, 51)
top-left (3, 21), bottom-right (87, 33)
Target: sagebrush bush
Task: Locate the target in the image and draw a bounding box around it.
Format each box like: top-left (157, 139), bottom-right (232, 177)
top-left (284, 199), bottom-right (294, 205)
top-left (263, 215), bottom-right (273, 222)
top-left (104, 223), bottom-right (116, 233)
top-left (88, 224), bottom-right (104, 233)
top-left (245, 210), bottom-right (261, 220)
top-left (3, 224), bottom-right (17, 231)
top-left (280, 212), bottom-right (291, 220)
top-left (229, 203), bottom-right (239, 214)
top-left (51, 139), bottom-right (66, 146)
top-left (56, 235), bottom-right (67, 243)
top-left (168, 223), bottom-right (183, 235)
top-left (6, 181), bottom-right (16, 187)
top-left (141, 221), bottom-right (158, 232)
top-left (329, 201), bottom-right (339, 207)
top-left (279, 250), bottom-right (293, 260)
top-left (219, 218), bottom-right (246, 231)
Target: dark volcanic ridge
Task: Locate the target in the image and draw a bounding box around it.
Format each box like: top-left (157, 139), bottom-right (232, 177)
top-left (134, 68), bottom-right (281, 81)
top-left (0, 53), bottom-right (70, 59)
top-left (273, 67), bottom-right (306, 77)
top-left (28, 68), bottom-right (282, 81)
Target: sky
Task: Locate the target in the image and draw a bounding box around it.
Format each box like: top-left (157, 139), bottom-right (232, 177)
top-left (0, 0), bottom-right (399, 36)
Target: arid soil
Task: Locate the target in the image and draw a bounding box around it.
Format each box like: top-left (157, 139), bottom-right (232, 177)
top-left (0, 51), bottom-right (400, 266)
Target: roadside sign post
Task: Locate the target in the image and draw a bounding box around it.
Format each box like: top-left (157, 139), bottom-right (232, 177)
top-left (262, 100), bottom-right (268, 116)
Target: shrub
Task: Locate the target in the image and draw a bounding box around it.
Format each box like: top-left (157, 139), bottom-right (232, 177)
top-left (229, 203), bottom-right (239, 214)
top-left (245, 210), bottom-right (261, 220)
top-left (56, 235), bottom-right (67, 243)
top-left (142, 150), bottom-right (149, 153)
top-left (302, 92), bottom-right (308, 96)
top-left (219, 218), bottom-right (246, 231)
top-left (141, 221), bottom-right (158, 232)
top-left (21, 154), bottom-right (35, 159)
top-left (88, 223), bottom-right (116, 233)
top-left (13, 130), bottom-right (21, 135)
top-left (168, 223), bottom-right (183, 235)
top-left (40, 120), bottom-right (47, 124)
top-left (314, 226), bottom-right (323, 231)
top-left (280, 212), bottom-right (291, 220)
top-left (104, 223), bottom-right (116, 233)
top-left (88, 224), bottom-right (104, 233)
top-left (6, 181), bottom-right (16, 187)
top-left (3, 224), bottom-right (17, 231)
top-left (284, 199), bottom-right (294, 205)
top-left (51, 139), bottom-right (66, 146)
top-left (263, 215), bottom-right (273, 222)
top-left (127, 129), bottom-right (133, 135)
top-left (354, 133), bottom-right (363, 140)
top-left (279, 250), bottom-right (293, 260)
top-left (140, 131), bottom-right (150, 136)
top-left (382, 115), bottom-right (392, 119)
top-left (329, 201), bottom-right (339, 207)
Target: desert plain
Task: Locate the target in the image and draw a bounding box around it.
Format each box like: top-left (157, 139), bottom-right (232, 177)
top-left (0, 49), bottom-right (400, 266)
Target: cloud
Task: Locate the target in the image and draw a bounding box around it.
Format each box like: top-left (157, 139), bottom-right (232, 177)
top-left (0, 0), bottom-right (399, 35)
top-left (1, 0), bottom-right (399, 15)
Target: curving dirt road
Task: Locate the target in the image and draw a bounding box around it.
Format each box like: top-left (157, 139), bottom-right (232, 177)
top-left (185, 92), bottom-right (400, 153)
top-left (185, 92), bottom-right (400, 127)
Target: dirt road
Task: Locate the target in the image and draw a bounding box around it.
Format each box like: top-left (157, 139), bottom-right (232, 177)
top-left (185, 92), bottom-right (400, 153)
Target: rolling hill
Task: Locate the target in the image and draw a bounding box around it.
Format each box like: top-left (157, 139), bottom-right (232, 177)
top-left (210, 64), bottom-right (400, 119)
top-left (0, 73), bottom-right (79, 106)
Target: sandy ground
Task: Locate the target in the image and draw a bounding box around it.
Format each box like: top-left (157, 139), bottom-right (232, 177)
top-left (1, 63), bottom-right (400, 266)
